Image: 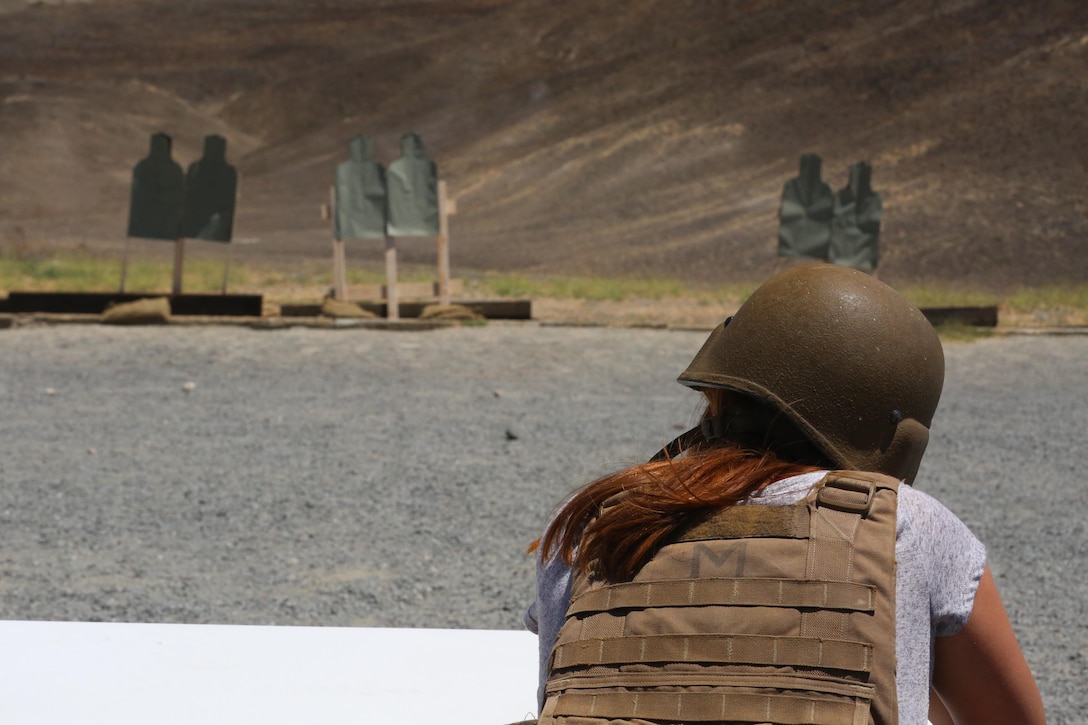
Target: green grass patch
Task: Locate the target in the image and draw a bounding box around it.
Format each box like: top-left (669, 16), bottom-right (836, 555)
top-left (470, 273), bottom-right (756, 304)
top-left (471, 274), bottom-right (684, 301)
top-left (0, 255), bottom-right (266, 295)
top-left (0, 252), bottom-right (436, 298)
top-left (252, 264), bottom-right (432, 294)
top-left (896, 285), bottom-right (999, 309)
top-left (1003, 284), bottom-right (1088, 314)
top-left (5, 253), bottom-right (1088, 325)
top-left (932, 323), bottom-right (995, 343)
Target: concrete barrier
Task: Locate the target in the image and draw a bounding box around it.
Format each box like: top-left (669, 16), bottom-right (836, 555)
top-left (0, 622), bottom-right (539, 724)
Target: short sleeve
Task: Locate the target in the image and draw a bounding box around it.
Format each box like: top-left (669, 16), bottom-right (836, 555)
top-left (528, 550), bottom-right (575, 710)
top-left (898, 486), bottom-right (986, 637)
top-left (524, 600), bottom-right (539, 634)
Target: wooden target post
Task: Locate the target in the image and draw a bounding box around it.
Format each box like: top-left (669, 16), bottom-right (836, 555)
top-left (324, 186), bottom-right (348, 301)
top-left (436, 180), bottom-right (455, 307)
top-left (384, 234), bottom-right (399, 320)
top-left (172, 237), bottom-right (186, 295)
top-left (119, 237), bottom-right (131, 293)
top-left (220, 176), bottom-right (241, 294)
top-left (334, 242), bottom-right (347, 301)
top-left (221, 242), bottom-right (233, 295)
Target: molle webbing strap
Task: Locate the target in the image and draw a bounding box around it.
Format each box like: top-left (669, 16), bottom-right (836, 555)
top-left (801, 473), bottom-right (887, 643)
top-left (804, 471), bottom-right (900, 724)
top-left (542, 689), bottom-right (868, 725)
top-left (566, 577), bottom-right (875, 616)
top-left (551, 632), bottom-right (872, 672)
top-left (546, 671), bottom-right (875, 699)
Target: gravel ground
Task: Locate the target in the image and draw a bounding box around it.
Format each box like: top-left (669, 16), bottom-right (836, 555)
top-left (0, 323), bottom-right (1084, 722)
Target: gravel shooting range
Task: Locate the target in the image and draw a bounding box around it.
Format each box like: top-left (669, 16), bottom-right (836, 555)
top-left (2, 1), bottom-right (1088, 723)
top-left (1, 327), bottom-right (1087, 723)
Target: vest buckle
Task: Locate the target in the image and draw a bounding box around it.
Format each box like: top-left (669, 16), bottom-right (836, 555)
top-left (816, 474), bottom-right (877, 515)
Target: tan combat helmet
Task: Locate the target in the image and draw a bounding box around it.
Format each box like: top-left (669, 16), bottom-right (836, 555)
top-left (678, 263), bottom-right (944, 483)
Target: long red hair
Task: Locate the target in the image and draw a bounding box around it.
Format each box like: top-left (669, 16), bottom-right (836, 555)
top-left (531, 443), bottom-right (820, 582)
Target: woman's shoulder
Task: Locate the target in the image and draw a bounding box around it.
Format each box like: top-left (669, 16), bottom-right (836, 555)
top-left (752, 473), bottom-right (984, 552)
top-left (897, 483), bottom-right (981, 543)
top-left (751, 472), bottom-right (974, 523)
top-left (748, 469), bottom-right (916, 507)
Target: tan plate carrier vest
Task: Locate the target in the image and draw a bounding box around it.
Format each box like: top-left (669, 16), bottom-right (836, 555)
top-left (539, 471), bottom-right (901, 725)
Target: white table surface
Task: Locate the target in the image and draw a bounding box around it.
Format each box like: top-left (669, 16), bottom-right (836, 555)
top-left (0, 621), bottom-right (539, 724)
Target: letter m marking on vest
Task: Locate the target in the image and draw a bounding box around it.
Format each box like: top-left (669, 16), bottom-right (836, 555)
top-left (690, 542), bottom-right (747, 578)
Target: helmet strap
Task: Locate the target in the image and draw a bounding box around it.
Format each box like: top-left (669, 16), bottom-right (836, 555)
top-left (649, 408), bottom-right (833, 468)
top-left (648, 425), bottom-right (705, 463)
top-left (647, 408), bottom-right (770, 463)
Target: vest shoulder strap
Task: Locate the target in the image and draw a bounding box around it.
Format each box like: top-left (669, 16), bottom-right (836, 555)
top-left (815, 470), bottom-right (901, 515)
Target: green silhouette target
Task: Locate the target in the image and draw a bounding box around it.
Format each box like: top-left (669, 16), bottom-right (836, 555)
top-left (180, 135), bottom-right (238, 242)
top-left (335, 135), bottom-right (388, 240)
top-left (778, 154), bottom-right (833, 260)
top-left (386, 133), bottom-right (438, 237)
top-left (127, 133), bottom-right (184, 241)
top-left (830, 161), bottom-right (882, 271)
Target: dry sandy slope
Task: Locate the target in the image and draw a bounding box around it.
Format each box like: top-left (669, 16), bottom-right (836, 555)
top-left (1, 0), bottom-right (1087, 290)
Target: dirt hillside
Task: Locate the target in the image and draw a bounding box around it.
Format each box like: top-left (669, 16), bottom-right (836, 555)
top-left (2, 0), bottom-right (1087, 290)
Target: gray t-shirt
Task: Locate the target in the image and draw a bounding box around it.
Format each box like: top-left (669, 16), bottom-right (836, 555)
top-left (525, 471), bottom-right (986, 725)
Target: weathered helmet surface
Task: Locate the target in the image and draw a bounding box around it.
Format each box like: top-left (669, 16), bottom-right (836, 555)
top-left (679, 263), bottom-right (944, 482)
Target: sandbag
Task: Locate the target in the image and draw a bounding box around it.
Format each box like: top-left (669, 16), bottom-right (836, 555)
top-left (101, 297), bottom-right (171, 325)
top-left (321, 298), bottom-right (378, 319)
top-left (419, 303), bottom-right (483, 321)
